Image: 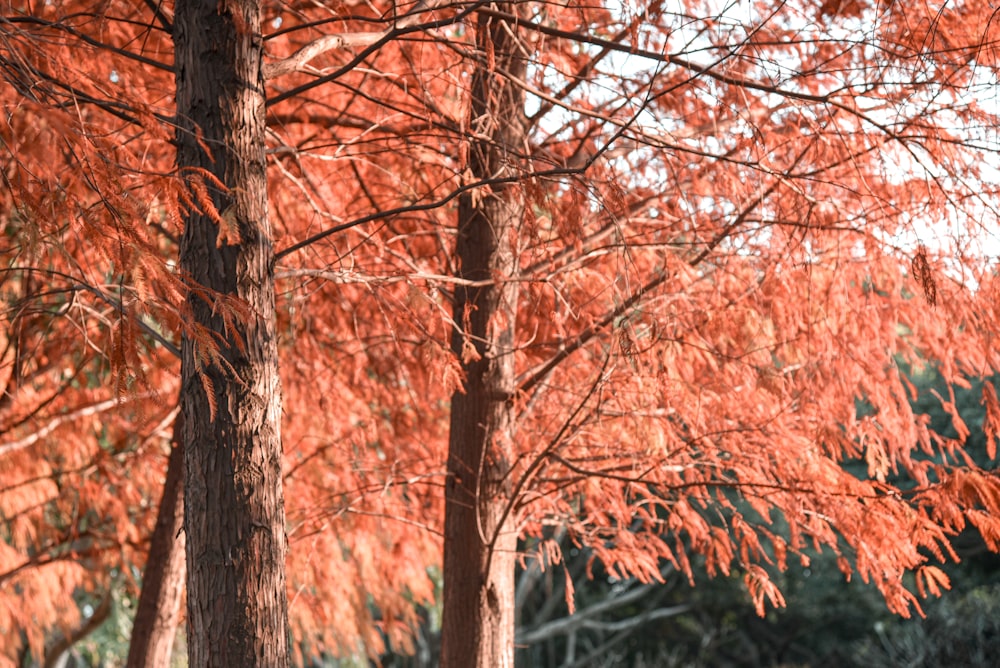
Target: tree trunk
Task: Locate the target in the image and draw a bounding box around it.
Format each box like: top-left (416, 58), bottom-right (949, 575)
top-left (126, 416), bottom-right (185, 668)
top-left (440, 7), bottom-right (526, 668)
top-left (174, 1), bottom-right (289, 666)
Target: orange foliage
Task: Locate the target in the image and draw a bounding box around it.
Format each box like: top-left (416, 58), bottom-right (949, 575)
top-left (1, 0), bottom-right (999, 662)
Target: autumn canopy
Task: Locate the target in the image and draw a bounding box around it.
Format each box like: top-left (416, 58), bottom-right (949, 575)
top-left (1, 0), bottom-right (999, 665)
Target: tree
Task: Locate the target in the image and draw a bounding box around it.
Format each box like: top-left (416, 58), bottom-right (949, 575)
top-left (174, 0), bottom-right (290, 664)
top-left (126, 417), bottom-right (185, 668)
top-left (1, 1), bottom-right (184, 662)
top-left (0, 0), bottom-right (293, 663)
top-left (440, 6), bottom-right (526, 667)
top-left (427, 1), bottom-right (1000, 663)
top-left (2, 0), bottom-right (1000, 665)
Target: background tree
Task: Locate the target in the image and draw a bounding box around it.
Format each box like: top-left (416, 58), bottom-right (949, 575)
top-left (0, 2), bottom-right (181, 660)
top-left (125, 417), bottom-right (184, 668)
top-left (440, 6), bottom-right (527, 667)
top-left (423, 0), bottom-right (1000, 661)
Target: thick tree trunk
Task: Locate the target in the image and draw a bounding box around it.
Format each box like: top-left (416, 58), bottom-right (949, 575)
top-left (126, 416), bottom-right (185, 668)
top-left (174, 1), bottom-right (289, 666)
top-left (440, 8), bottom-right (526, 668)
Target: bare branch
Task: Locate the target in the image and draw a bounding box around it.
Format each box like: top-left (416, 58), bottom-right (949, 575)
top-left (516, 578), bottom-right (688, 646)
top-left (0, 393), bottom-right (156, 457)
top-left (264, 32), bottom-right (386, 80)
top-left (43, 590), bottom-right (114, 668)
top-left (266, 4), bottom-right (479, 106)
top-left (263, 0), bottom-right (456, 81)
top-left (141, 0), bottom-right (172, 34)
top-left (0, 15), bottom-right (172, 71)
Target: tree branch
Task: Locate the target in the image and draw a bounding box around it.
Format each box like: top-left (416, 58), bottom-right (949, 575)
top-left (141, 0), bottom-right (172, 34)
top-left (43, 590), bottom-right (114, 668)
top-left (0, 393), bottom-right (157, 457)
top-left (264, 0), bottom-right (458, 80)
top-left (0, 15), bottom-right (172, 71)
top-left (516, 577), bottom-right (686, 645)
top-left (266, 4), bottom-right (479, 106)
top-left (515, 138), bottom-right (811, 397)
top-left (274, 161), bottom-right (602, 260)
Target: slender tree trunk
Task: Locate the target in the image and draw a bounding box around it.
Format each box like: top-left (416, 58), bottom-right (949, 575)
top-left (174, 1), bottom-right (289, 666)
top-left (440, 7), bottom-right (526, 668)
top-left (126, 416), bottom-right (185, 668)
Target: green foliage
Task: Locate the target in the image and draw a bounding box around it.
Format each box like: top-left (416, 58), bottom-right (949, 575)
top-left (853, 583), bottom-right (1000, 668)
top-left (72, 595), bottom-right (131, 667)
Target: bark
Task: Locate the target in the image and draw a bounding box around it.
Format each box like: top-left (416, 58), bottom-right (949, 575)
top-left (174, 1), bottom-right (289, 666)
top-left (439, 7), bottom-right (526, 668)
top-left (126, 416), bottom-right (185, 668)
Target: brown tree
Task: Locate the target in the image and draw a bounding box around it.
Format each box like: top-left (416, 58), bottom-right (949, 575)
top-left (126, 417), bottom-right (184, 668)
top-left (440, 6), bottom-right (526, 667)
top-left (174, 0), bottom-right (289, 664)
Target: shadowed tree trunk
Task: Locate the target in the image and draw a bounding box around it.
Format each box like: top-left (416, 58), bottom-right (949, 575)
top-left (174, 0), bottom-right (289, 665)
top-left (440, 6), bottom-right (527, 668)
top-left (126, 415), bottom-right (185, 668)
